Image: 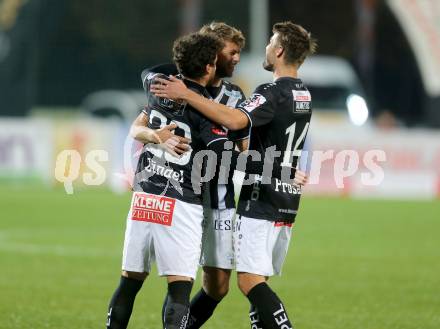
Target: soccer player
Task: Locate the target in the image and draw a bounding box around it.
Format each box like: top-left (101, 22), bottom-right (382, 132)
top-left (132, 22), bottom-right (249, 329)
top-left (151, 21), bottom-right (317, 329)
top-left (106, 32), bottom-right (225, 329)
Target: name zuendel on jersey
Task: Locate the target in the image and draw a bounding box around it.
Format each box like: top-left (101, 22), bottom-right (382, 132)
top-left (144, 158), bottom-right (184, 183)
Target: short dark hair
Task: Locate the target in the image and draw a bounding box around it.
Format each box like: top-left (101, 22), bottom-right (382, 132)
top-left (273, 21), bottom-right (317, 66)
top-left (173, 32), bottom-right (223, 79)
top-left (199, 21), bottom-right (245, 49)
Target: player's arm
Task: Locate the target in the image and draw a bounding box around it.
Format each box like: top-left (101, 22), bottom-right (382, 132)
top-left (236, 138), bottom-right (249, 152)
top-left (129, 111), bottom-right (190, 156)
top-left (229, 87), bottom-right (250, 152)
top-left (229, 127), bottom-right (249, 152)
top-left (137, 65), bottom-right (190, 155)
top-left (129, 111), bottom-right (170, 144)
top-left (293, 170), bottom-right (308, 187)
top-left (150, 76), bottom-right (249, 130)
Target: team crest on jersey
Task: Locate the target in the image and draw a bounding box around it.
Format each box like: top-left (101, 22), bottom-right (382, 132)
top-left (158, 98), bottom-right (186, 116)
top-left (292, 90), bottom-right (311, 113)
top-left (240, 93), bottom-right (267, 112)
top-left (131, 192), bottom-right (176, 226)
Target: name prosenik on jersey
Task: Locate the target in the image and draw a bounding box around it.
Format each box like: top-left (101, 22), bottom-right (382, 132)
top-left (274, 178), bottom-right (302, 195)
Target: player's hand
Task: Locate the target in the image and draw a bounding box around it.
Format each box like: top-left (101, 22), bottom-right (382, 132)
top-left (150, 75), bottom-right (188, 101)
top-left (160, 136), bottom-right (191, 157)
top-left (154, 123), bottom-right (177, 144)
top-left (293, 170), bottom-right (308, 187)
top-left (154, 123), bottom-right (191, 156)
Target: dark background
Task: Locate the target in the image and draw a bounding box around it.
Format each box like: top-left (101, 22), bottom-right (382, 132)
top-left (0, 0), bottom-right (431, 126)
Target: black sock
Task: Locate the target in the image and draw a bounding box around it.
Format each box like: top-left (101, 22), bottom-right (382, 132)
top-left (162, 293), bottom-right (169, 327)
top-left (163, 281), bottom-right (193, 329)
top-left (249, 304), bottom-right (266, 329)
top-left (247, 282), bottom-right (293, 329)
top-left (186, 288), bottom-right (220, 328)
top-left (106, 276), bottom-right (144, 329)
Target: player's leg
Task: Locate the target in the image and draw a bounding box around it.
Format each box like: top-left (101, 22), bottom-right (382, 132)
top-left (106, 271), bottom-right (148, 329)
top-left (161, 275), bottom-right (193, 329)
top-left (187, 267), bottom-right (231, 328)
top-left (235, 216), bottom-right (294, 329)
top-left (150, 197), bottom-right (204, 329)
top-left (202, 266), bottom-right (231, 300)
top-left (249, 303), bottom-right (265, 329)
top-left (187, 208), bottom-right (235, 328)
top-left (238, 273), bottom-right (294, 329)
top-left (106, 193), bottom-right (154, 329)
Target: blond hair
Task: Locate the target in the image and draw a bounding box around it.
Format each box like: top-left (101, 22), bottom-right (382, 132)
top-left (199, 21), bottom-right (245, 49)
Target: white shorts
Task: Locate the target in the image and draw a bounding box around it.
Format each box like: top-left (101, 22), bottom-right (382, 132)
top-left (122, 203), bottom-right (154, 273)
top-left (122, 192), bottom-right (204, 279)
top-left (234, 215), bottom-right (293, 277)
top-left (200, 208), bottom-right (236, 270)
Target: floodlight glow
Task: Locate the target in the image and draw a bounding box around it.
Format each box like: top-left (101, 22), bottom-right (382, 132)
top-left (346, 94), bottom-right (369, 126)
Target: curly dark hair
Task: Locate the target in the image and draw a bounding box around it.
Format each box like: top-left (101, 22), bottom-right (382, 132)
top-left (173, 32), bottom-right (224, 79)
top-left (273, 21), bottom-right (317, 66)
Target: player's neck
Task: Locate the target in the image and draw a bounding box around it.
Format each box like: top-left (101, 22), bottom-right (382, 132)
top-left (211, 77), bottom-right (223, 87)
top-left (273, 64), bottom-right (298, 81)
top-left (184, 76), bottom-right (208, 87)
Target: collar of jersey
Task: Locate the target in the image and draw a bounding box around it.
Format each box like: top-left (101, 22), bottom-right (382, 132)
top-left (274, 76), bottom-right (301, 83)
top-left (182, 78), bottom-right (211, 98)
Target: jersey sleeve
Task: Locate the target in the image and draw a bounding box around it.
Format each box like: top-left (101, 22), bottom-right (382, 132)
top-left (140, 73), bottom-right (159, 114)
top-left (228, 127), bottom-right (250, 141)
top-left (227, 85), bottom-right (250, 141)
top-left (141, 63), bottom-right (178, 91)
top-left (237, 83), bottom-right (276, 128)
top-left (198, 115), bottom-right (229, 147)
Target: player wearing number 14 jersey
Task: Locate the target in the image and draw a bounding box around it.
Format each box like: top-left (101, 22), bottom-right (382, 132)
top-left (151, 21), bottom-right (317, 329)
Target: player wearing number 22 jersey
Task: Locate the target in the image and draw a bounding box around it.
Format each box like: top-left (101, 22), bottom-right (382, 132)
top-left (124, 72), bottom-right (232, 289)
top-left (107, 32), bottom-right (226, 329)
top-left (135, 75), bottom-right (228, 205)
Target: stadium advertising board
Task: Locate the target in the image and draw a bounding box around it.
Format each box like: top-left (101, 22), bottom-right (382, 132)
top-left (0, 119), bottom-right (52, 183)
top-left (305, 126), bottom-right (440, 199)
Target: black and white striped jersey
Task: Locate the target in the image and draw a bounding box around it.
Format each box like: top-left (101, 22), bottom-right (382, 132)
top-left (206, 81), bottom-right (248, 209)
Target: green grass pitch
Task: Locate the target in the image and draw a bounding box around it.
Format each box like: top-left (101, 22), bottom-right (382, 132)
top-left (0, 186), bottom-right (439, 329)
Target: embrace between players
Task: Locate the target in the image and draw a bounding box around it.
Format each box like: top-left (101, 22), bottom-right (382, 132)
top-left (106, 21), bottom-right (317, 329)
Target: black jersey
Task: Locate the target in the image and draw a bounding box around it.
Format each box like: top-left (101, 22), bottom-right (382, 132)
top-left (134, 73), bottom-right (228, 205)
top-left (141, 64), bottom-right (248, 209)
top-left (236, 77), bottom-right (312, 223)
top-left (206, 81), bottom-right (248, 209)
